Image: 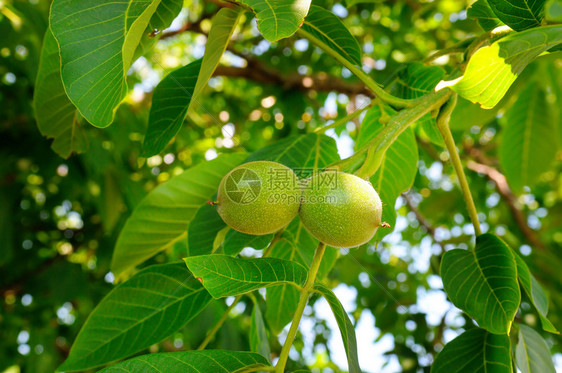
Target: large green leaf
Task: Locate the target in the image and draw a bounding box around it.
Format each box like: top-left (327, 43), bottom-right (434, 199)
top-left (488, 0), bottom-right (544, 31)
top-left (431, 328), bottom-right (512, 373)
top-left (300, 5), bottom-right (362, 66)
top-left (58, 263), bottom-right (213, 372)
top-left (142, 59), bottom-right (202, 156)
top-left (468, 0), bottom-right (505, 31)
top-left (250, 301), bottom-right (271, 361)
top-left (50, 0), bottom-right (162, 127)
top-left (111, 153), bottom-right (247, 278)
top-left (440, 234), bottom-right (520, 335)
top-left (184, 255), bottom-right (308, 298)
top-left (357, 106), bottom-right (418, 241)
top-left (391, 62), bottom-right (445, 146)
top-left (513, 253), bottom-right (559, 333)
top-left (236, 0), bottom-right (311, 42)
top-left (187, 203), bottom-right (226, 257)
top-left (33, 29), bottom-right (88, 158)
top-left (97, 350), bottom-right (271, 372)
top-left (223, 229), bottom-right (274, 256)
top-left (498, 83), bottom-right (558, 192)
top-left (192, 7), bottom-right (242, 103)
top-left (314, 284), bottom-right (361, 373)
top-left (447, 25), bottom-right (562, 109)
top-left (516, 324), bottom-right (556, 373)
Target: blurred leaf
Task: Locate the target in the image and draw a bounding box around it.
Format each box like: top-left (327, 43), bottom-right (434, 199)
top-left (58, 263), bottom-right (213, 372)
top-left (450, 96), bottom-right (500, 130)
top-left (516, 324), bottom-right (556, 373)
top-left (432, 328), bottom-right (511, 373)
top-left (33, 29), bottom-right (88, 158)
top-left (448, 25), bottom-right (562, 109)
top-left (468, 0), bottom-right (505, 31)
top-left (50, 0), bottom-right (161, 126)
top-left (111, 153), bottom-right (247, 278)
top-left (236, 0), bottom-right (311, 42)
top-left (546, 0), bottom-right (562, 21)
top-left (223, 229), bottom-right (274, 256)
top-left (142, 59), bottom-right (202, 156)
top-left (188, 203), bottom-right (226, 256)
top-left (300, 5), bottom-right (362, 66)
top-left (97, 350), bottom-right (271, 372)
top-left (0, 190), bottom-right (14, 265)
top-left (488, 0), bottom-right (544, 30)
top-left (184, 255), bottom-right (307, 298)
top-left (192, 7), bottom-right (242, 103)
top-left (314, 284), bottom-right (361, 373)
top-left (499, 83), bottom-right (558, 192)
top-left (250, 301), bottom-right (271, 361)
top-left (513, 253), bottom-right (559, 333)
top-left (391, 62), bottom-right (445, 146)
top-left (440, 234), bottom-right (520, 335)
top-left (357, 106), bottom-right (418, 240)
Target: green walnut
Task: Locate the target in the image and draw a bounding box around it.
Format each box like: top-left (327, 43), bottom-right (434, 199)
top-left (217, 161), bottom-right (300, 235)
top-left (299, 171), bottom-right (382, 248)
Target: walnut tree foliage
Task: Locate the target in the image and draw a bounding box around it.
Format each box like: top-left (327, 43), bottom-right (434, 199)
top-left (1, 0), bottom-right (562, 372)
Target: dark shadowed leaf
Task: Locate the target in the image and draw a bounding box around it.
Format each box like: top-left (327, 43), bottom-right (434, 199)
top-left (441, 234), bottom-right (520, 334)
top-left (142, 59), bottom-right (202, 156)
top-left (468, 0), bottom-right (505, 31)
top-left (250, 301), bottom-right (271, 361)
top-left (33, 29), bottom-right (87, 158)
top-left (488, 0), bottom-right (544, 30)
top-left (188, 203), bottom-right (226, 257)
top-left (223, 229), bottom-right (274, 256)
top-left (96, 350), bottom-right (271, 372)
top-left (135, 0), bottom-right (184, 58)
top-left (184, 255), bottom-right (308, 298)
top-left (58, 263), bottom-right (213, 372)
top-left (432, 328), bottom-right (511, 373)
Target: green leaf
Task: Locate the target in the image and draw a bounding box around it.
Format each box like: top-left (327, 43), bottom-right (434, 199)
top-left (96, 350), bottom-right (271, 372)
top-left (192, 7), bottom-right (242, 103)
top-left (440, 234), bottom-right (520, 335)
top-left (111, 153), bottom-right (247, 278)
top-left (498, 83), bottom-right (558, 192)
top-left (142, 59), bottom-right (202, 156)
top-left (546, 0), bottom-right (562, 21)
top-left (450, 96), bottom-right (500, 130)
top-left (357, 106), bottom-right (418, 240)
top-left (300, 5), bottom-right (362, 66)
top-left (33, 29), bottom-right (88, 158)
top-left (516, 324), bottom-right (556, 373)
top-left (390, 62), bottom-right (444, 146)
top-left (247, 132), bottom-right (340, 171)
top-left (488, 0), bottom-right (544, 30)
top-left (135, 0), bottom-right (183, 58)
top-left (184, 255), bottom-right (308, 298)
top-left (314, 284), bottom-right (361, 373)
top-left (431, 328), bottom-right (512, 373)
top-left (446, 25), bottom-right (562, 109)
top-left (468, 0), bottom-right (505, 31)
top-left (58, 263), bottom-right (213, 372)
top-left (50, 0), bottom-right (162, 127)
top-left (513, 253), bottom-right (559, 333)
top-left (250, 301), bottom-right (271, 361)
top-left (223, 229), bottom-right (274, 256)
top-left (236, 0), bottom-right (311, 42)
top-left (187, 203), bottom-right (226, 257)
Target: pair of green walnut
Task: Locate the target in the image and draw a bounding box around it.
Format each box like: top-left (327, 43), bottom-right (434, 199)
top-left (216, 161), bottom-right (383, 248)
